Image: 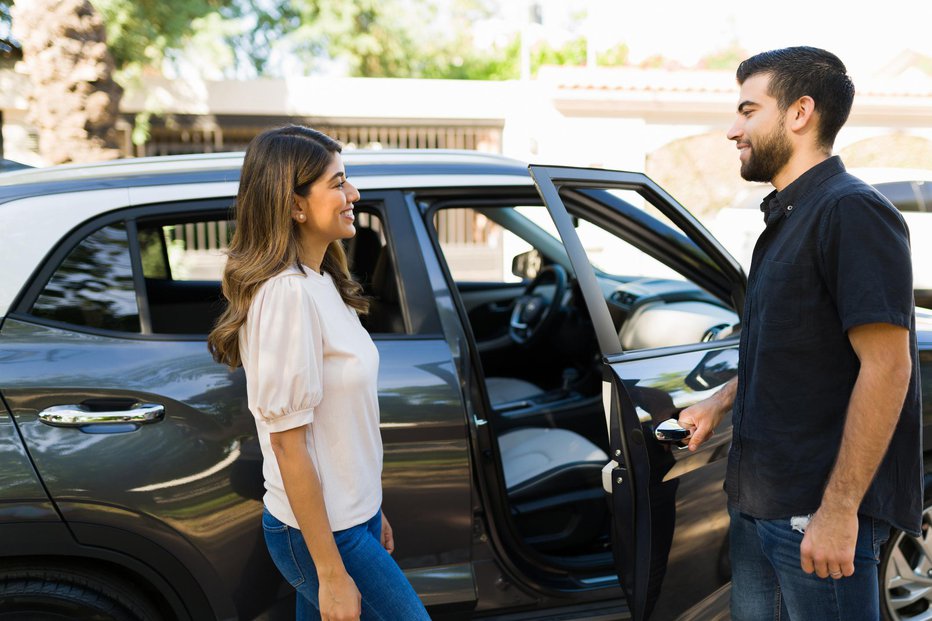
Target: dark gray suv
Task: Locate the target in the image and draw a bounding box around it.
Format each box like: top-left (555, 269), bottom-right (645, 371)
top-left (0, 151), bottom-right (930, 621)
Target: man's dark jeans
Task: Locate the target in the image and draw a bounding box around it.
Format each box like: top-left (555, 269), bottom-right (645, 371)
top-left (729, 504), bottom-right (891, 620)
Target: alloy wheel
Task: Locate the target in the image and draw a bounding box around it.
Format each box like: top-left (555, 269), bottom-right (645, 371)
top-left (884, 505), bottom-right (932, 620)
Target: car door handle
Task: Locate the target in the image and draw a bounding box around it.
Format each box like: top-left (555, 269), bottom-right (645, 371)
top-left (654, 418), bottom-right (692, 443)
top-left (38, 403), bottom-right (165, 427)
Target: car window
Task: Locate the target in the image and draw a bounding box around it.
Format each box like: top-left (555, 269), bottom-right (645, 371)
top-left (138, 218), bottom-right (234, 281)
top-left (875, 181), bottom-right (923, 213)
top-left (919, 181), bottom-right (931, 212)
top-left (136, 209), bottom-right (404, 335)
top-left (524, 189), bottom-right (687, 281)
top-left (433, 207), bottom-right (534, 283)
top-left (431, 199), bottom-right (737, 352)
top-left (562, 190), bottom-right (738, 351)
top-left (30, 223), bottom-right (140, 332)
top-left (343, 212), bottom-right (406, 334)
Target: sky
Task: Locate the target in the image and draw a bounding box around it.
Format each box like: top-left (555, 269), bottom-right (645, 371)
top-left (497, 0), bottom-right (931, 80)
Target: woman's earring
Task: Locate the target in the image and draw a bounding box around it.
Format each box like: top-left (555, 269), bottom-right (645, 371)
top-left (297, 214), bottom-right (305, 222)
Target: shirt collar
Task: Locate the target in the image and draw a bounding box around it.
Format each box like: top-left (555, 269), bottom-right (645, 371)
top-left (759, 156), bottom-right (846, 225)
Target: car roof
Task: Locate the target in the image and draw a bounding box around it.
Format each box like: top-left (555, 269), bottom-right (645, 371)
top-left (0, 149), bottom-right (536, 318)
top-left (0, 149), bottom-right (531, 204)
top-left (727, 167), bottom-right (932, 210)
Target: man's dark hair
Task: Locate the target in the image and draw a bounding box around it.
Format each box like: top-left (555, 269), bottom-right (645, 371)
top-left (736, 46), bottom-right (854, 150)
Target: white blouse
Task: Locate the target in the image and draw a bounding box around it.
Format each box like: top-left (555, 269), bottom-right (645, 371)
top-left (239, 265), bottom-right (382, 531)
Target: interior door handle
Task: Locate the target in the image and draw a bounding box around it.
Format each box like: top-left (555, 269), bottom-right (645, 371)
top-left (38, 403), bottom-right (165, 427)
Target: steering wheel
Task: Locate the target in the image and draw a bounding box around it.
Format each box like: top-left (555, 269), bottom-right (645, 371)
top-left (508, 264), bottom-right (569, 346)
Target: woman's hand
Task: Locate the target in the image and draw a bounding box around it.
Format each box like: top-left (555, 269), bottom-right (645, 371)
top-left (318, 569), bottom-right (361, 621)
top-left (381, 512), bottom-right (395, 554)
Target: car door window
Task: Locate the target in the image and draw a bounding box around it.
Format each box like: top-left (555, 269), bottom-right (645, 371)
top-left (136, 209), bottom-right (404, 335)
top-left (530, 167), bottom-right (742, 620)
top-left (138, 218), bottom-right (234, 281)
top-left (561, 188), bottom-right (738, 351)
top-left (431, 197), bottom-right (737, 353)
top-left (433, 207), bottom-right (534, 283)
top-left (30, 223), bottom-right (140, 332)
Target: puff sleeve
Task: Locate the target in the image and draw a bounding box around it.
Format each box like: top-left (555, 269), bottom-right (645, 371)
top-left (243, 274), bottom-right (323, 433)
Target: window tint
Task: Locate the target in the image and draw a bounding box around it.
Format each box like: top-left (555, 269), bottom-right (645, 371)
top-left (919, 181), bottom-right (931, 212)
top-left (136, 210), bottom-right (405, 335)
top-left (137, 227), bottom-right (169, 279)
top-left (138, 218), bottom-right (234, 281)
top-left (344, 212), bottom-right (405, 334)
top-left (31, 223), bottom-right (140, 332)
top-left (875, 181), bottom-right (922, 213)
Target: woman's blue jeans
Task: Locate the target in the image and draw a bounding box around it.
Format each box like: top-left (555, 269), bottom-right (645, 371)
top-left (262, 507), bottom-right (431, 620)
top-left (729, 504), bottom-right (891, 620)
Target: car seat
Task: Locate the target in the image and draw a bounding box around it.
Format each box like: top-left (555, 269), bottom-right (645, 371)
top-left (497, 427), bottom-right (609, 553)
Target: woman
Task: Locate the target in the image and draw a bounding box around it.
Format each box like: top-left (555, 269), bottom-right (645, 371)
top-left (208, 126), bottom-right (430, 621)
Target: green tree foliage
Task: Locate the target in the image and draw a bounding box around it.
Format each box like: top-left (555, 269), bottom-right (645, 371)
top-left (0, 1), bottom-right (11, 32)
top-left (597, 43), bottom-right (630, 67)
top-left (93, 0), bottom-right (234, 71)
top-left (217, 0), bottom-right (625, 81)
top-left (532, 37), bottom-right (586, 71)
top-left (38, 0), bottom-right (633, 83)
top-left (222, 0), bottom-right (505, 79)
top-left (0, 0), bottom-right (17, 58)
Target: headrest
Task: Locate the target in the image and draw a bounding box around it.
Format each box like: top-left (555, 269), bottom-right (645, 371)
top-left (347, 227), bottom-right (382, 285)
top-left (371, 249), bottom-right (400, 305)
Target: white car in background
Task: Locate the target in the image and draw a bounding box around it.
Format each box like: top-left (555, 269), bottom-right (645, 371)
top-left (710, 168), bottom-right (932, 307)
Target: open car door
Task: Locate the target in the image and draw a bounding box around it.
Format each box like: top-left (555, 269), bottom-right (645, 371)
top-left (530, 165), bottom-right (746, 620)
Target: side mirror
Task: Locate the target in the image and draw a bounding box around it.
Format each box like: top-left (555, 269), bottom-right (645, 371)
top-left (512, 249), bottom-right (543, 280)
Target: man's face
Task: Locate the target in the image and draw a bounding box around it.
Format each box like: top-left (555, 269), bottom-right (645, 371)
top-left (727, 73), bottom-right (794, 183)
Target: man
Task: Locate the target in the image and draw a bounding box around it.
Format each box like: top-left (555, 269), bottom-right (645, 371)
top-left (680, 46), bottom-right (922, 620)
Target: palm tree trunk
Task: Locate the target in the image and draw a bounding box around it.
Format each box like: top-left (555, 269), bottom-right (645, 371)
top-left (12, 0), bottom-right (123, 164)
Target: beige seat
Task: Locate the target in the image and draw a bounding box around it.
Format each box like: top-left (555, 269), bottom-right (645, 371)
top-left (497, 427), bottom-right (609, 552)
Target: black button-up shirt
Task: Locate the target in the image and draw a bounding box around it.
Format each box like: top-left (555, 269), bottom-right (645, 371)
top-left (726, 156), bottom-right (922, 535)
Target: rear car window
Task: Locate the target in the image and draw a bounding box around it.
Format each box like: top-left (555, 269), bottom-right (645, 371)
top-left (919, 181), bottom-right (931, 212)
top-left (139, 218), bottom-right (234, 282)
top-left (30, 223), bottom-right (140, 332)
top-left (875, 181), bottom-right (923, 213)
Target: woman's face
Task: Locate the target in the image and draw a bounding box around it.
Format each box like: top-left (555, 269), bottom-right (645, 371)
top-left (294, 152), bottom-right (360, 244)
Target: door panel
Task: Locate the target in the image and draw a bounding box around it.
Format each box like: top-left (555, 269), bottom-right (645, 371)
top-left (530, 165), bottom-right (743, 620)
top-left (608, 346), bottom-right (736, 620)
top-left (457, 282), bottom-right (525, 343)
top-left (0, 401), bottom-right (59, 523)
top-left (370, 338), bottom-right (476, 608)
top-left (0, 317), bottom-right (276, 619)
top-left (0, 318), bottom-right (476, 616)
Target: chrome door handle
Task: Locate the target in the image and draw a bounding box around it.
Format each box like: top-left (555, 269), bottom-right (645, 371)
top-left (38, 403), bottom-right (165, 427)
top-left (655, 418), bottom-right (692, 443)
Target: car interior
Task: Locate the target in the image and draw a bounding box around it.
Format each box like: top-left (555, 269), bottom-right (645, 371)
top-left (423, 191), bottom-right (739, 572)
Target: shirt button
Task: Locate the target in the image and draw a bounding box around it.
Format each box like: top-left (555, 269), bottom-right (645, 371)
top-left (786, 205), bottom-right (794, 211)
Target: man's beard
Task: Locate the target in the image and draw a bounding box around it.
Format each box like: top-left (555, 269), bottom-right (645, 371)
top-left (740, 123), bottom-right (793, 183)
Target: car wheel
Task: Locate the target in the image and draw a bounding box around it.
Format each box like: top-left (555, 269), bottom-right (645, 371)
top-left (880, 499), bottom-right (932, 621)
top-left (0, 564), bottom-right (163, 621)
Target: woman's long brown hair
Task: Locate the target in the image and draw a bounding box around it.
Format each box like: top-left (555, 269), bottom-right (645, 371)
top-left (208, 126), bottom-right (368, 369)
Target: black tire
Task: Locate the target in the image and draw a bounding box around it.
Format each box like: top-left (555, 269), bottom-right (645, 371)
top-left (879, 495), bottom-right (932, 621)
top-left (0, 563), bottom-right (164, 621)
